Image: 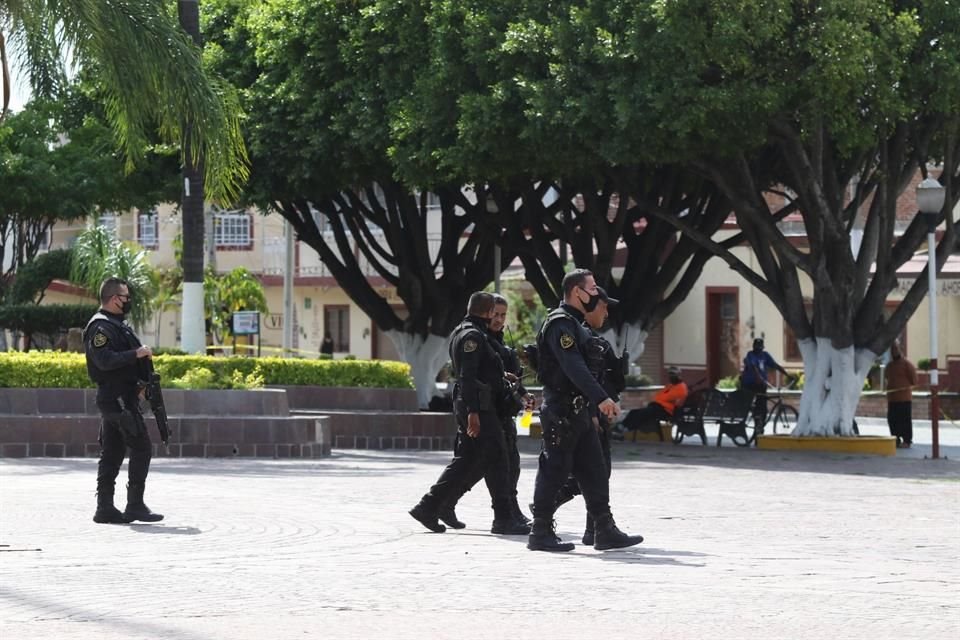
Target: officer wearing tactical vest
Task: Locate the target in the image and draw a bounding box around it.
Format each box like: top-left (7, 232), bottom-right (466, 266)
top-left (436, 293), bottom-right (533, 531)
top-left (528, 270), bottom-right (643, 552)
top-left (84, 277), bottom-right (163, 524)
top-left (553, 286), bottom-right (626, 546)
top-left (409, 292), bottom-right (529, 536)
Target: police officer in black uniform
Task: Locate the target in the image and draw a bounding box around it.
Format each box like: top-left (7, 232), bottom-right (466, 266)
top-left (437, 293), bottom-right (532, 530)
top-left (84, 277), bottom-right (163, 524)
top-left (409, 292), bottom-right (529, 535)
top-left (528, 270), bottom-right (643, 552)
top-left (555, 286), bottom-right (627, 545)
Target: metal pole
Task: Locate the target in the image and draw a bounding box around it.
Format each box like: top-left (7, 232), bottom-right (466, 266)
top-left (283, 220), bottom-right (295, 358)
top-left (927, 228), bottom-right (939, 459)
top-left (493, 244), bottom-right (501, 293)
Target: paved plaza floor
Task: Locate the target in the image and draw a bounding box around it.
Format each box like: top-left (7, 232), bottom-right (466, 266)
top-left (2, 424), bottom-right (959, 640)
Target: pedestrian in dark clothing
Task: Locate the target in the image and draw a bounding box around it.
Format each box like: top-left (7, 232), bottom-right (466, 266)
top-left (437, 293), bottom-right (532, 530)
top-left (84, 277), bottom-right (163, 524)
top-left (885, 342), bottom-right (918, 448)
top-left (408, 292), bottom-right (529, 536)
top-left (527, 270), bottom-right (643, 552)
top-left (320, 332), bottom-right (335, 357)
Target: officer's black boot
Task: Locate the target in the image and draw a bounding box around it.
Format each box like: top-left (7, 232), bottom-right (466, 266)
top-left (527, 517), bottom-right (575, 552)
top-left (593, 513), bottom-right (643, 551)
top-left (438, 504), bottom-right (466, 529)
top-left (93, 485), bottom-right (133, 524)
top-left (123, 483), bottom-right (164, 522)
top-left (409, 496), bottom-right (446, 533)
top-left (581, 514), bottom-right (595, 546)
top-left (529, 485), bottom-right (577, 518)
top-left (511, 498), bottom-right (532, 526)
top-left (491, 512), bottom-right (532, 535)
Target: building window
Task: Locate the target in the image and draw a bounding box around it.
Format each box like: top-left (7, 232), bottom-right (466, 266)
top-left (324, 305), bottom-right (350, 352)
top-left (137, 211), bottom-right (159, 249)
top-left (214, 211), bottom-right (253, 249)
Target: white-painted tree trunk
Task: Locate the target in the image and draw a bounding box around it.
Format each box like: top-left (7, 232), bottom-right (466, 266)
top-left (384, 330), bottom-right (451, 409)
top-left (793, 337), bottom-right (877, 437)
top-left (180, 282), bottom-right (206, 355)
top-left (601, 324), bottom-right (648, 366)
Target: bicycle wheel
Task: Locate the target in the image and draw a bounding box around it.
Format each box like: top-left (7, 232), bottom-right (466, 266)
top-left (771, 404), bottom-right (798, 434)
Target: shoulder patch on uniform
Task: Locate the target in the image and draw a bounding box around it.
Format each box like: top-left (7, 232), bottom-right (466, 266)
top-left (93, 330), bottom-right (108, 348)
top-left (463, 339), bottom-right (478, 353)
top-left (559, 333), bottom-right (575, 349)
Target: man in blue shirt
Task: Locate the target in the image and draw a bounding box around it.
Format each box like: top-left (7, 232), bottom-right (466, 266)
top-left (741, 338), bottom-right (794, 430)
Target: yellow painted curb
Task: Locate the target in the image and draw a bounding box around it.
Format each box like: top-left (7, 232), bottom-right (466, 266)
top-left (626, 424), bottom-right (673, 443)
top-left (756, 434), bottom-right (897, 457)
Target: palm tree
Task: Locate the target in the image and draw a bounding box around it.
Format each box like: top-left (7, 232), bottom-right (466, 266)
top-left (0, 0), bottom-right (248, 202)
top-left (69, 225), bottom-right (159, 330)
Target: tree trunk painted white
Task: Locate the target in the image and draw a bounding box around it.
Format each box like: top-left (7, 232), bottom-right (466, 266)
top-left (384, 330), bottom-right (450, 408)
top-left (180, 281), bottom-right (206, 355)
top-left (793, 337), bottom-right (877, 437)
top-left (602, 325), bottom-right (648, 364)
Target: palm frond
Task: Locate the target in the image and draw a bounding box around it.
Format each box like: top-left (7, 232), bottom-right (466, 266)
top-left (2, 0), bottom-right (248, 201)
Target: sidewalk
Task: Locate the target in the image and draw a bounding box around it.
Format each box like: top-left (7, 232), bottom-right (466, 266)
top-left (1, 441), bottom-right (958, 640)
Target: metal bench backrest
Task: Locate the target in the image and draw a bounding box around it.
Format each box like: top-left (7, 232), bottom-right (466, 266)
top-left (701, 388), bottom-right (754, 422)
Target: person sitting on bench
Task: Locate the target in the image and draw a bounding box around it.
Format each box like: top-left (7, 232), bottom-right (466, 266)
top-left (619, 367), bottom-right (689, 437)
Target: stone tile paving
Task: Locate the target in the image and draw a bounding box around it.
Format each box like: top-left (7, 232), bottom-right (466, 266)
top-left (1, 438), bottom-right (958, 640)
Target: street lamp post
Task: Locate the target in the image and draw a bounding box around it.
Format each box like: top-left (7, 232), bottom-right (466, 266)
top-left (916, 177), bottom-right (946, 459)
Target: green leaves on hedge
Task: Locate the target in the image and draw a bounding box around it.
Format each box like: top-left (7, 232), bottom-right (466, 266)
top-left (0, 352), bottom-right (413, 390)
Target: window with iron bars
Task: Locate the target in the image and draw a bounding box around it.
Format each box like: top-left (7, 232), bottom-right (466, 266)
top-left (214, 211), bottom-right (253, 249)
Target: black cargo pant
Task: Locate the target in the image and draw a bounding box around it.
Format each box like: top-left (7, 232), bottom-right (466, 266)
top-left (887, 401), bottom-right (913, 445)
top-left (96, 399), bottom-right (152, 491)
top-left (559, 414), bottom-right (612, 501)
top-left (425, 408), bottom-right (513, 519)
top-left (444, 413), bottom-right (521, 508)
top-left (532, 400), bottom-right (610, 520)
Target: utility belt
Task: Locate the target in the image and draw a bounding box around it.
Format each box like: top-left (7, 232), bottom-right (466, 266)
top-left (545, 392), bottom-right (588, 415)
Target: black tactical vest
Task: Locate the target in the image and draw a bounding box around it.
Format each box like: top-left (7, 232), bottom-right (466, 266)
top-left (535, 308), bottom-right (581, 393)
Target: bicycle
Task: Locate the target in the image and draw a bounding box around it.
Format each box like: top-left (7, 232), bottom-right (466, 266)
top-left (748, 379), bottom-right (799, 439)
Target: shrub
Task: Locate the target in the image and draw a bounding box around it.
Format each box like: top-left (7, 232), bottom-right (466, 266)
top-left (917, 358), bottom-right (932, 371)
top-left (716, 376), bottom-right (740, 389)
top-left (0, 352), bottom-right (413, 389)
top-left (0, 304), bottom-right (99, 338)
top-left (624, 373), bottom-right (653, 387)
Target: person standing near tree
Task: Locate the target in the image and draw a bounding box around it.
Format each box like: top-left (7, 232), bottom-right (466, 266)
top-left (884, 342), bottom-right (918, 449)
top-left (84, 277), bottom-right (164, 524)
top-left (741, 337), bottom-right (795, 430)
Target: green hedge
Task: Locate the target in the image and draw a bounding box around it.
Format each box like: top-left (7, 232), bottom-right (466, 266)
top-left (0, 303), bottom-right (99, 335)
top-left (0, 352), bottom-right (414, 389)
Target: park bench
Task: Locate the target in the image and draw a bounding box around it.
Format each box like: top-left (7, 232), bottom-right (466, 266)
top-left (699, 388), bottom-right (756, 447)
top-left (669, 388), bottom-right (709, 445)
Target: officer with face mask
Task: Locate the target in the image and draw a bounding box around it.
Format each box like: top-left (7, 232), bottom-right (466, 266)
top-left (528, 269), bottom-right (643, 552)
top-left (84, 277), bottom-right (163, 524)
